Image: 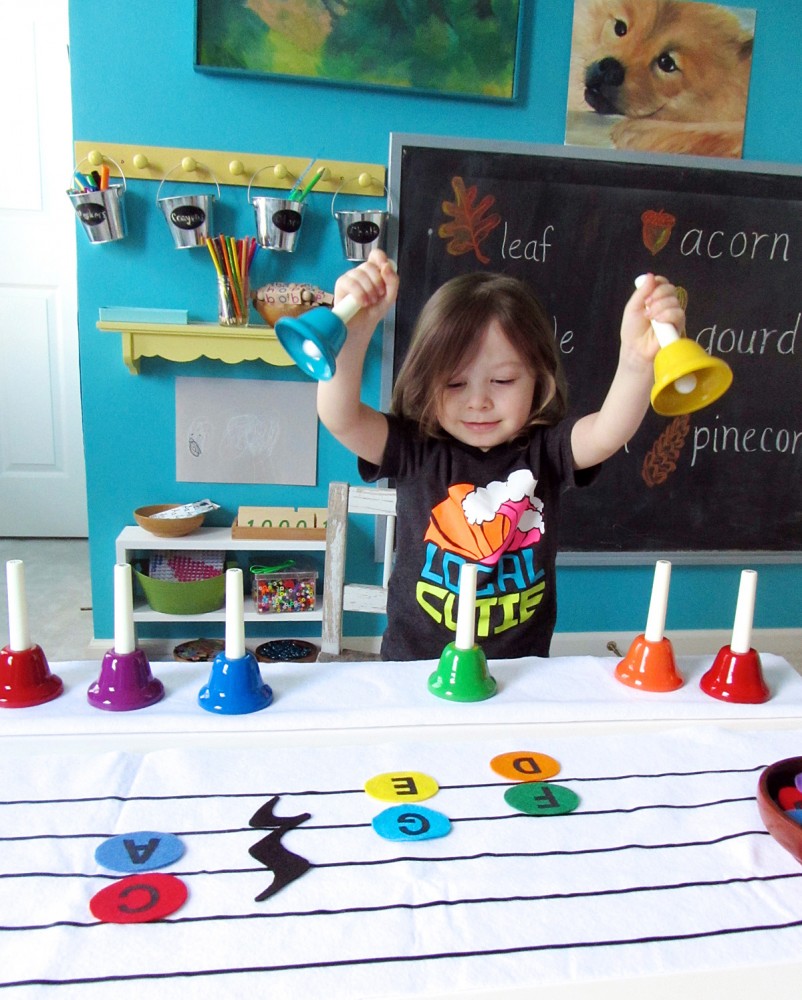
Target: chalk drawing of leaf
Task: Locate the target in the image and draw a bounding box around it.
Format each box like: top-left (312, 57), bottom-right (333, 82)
top-left (642, 414), bottom-right (691, 487)
top-left (438, 176), bottom-right (501, 264)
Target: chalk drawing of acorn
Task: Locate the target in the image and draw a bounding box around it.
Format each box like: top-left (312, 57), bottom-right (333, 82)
top-left (641, 209), bottom-right (677, 256)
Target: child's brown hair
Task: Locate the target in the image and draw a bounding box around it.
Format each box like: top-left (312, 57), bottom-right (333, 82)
top-left (391, 272), bottom-right (568, 437)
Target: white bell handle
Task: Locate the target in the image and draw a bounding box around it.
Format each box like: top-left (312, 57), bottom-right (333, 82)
top-left (635, 275), bottom-right (696, 395)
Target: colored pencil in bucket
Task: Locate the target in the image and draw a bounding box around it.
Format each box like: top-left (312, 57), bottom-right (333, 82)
top-left (204, 235), bottom-right (257, 327)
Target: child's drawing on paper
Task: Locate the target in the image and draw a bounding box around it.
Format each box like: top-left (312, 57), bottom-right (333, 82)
top-left (175, 377), bottom-right (317, 485)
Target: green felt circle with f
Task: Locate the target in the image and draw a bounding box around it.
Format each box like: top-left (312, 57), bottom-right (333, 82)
top-left (504, 782), bottom-right (579, 816)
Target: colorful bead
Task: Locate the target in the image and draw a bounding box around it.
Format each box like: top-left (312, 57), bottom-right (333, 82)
top-left (252, 572), bottom-right (317, 614)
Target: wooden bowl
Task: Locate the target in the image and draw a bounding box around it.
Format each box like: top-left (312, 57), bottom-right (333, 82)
top-left (252, 282), bottom-right (333, 327)
top-left (756, 756), bottom-right (802, 865)
top-left (134, 504), bottom-right (205, 537)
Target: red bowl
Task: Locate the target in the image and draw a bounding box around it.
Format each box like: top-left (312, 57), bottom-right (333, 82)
top-left (756, 756), bottom-right (802, 865)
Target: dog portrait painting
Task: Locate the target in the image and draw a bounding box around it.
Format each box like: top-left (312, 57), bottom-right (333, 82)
top-left (566, 0), bottom-right (756, 158)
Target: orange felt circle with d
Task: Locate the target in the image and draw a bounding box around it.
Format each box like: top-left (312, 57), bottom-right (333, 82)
top-left (490, 751), bottom-right (561, 783)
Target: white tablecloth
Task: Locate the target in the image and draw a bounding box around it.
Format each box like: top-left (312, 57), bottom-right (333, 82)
top-left (3, 652), bottom-right (801, 737)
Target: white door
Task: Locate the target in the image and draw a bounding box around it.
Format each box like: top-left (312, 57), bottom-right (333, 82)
top-left (0, 0), bottom-right (87, 537)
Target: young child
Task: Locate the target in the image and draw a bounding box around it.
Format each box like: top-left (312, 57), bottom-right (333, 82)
top-left (318, 249), bottom-right (685, 661)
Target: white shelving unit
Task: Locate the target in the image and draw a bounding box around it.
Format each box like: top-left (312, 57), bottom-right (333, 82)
top-left (115, 525), bottom-right (326, 626)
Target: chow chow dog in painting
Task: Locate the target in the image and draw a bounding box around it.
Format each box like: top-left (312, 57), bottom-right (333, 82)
top-left (567, 0), bottom-right (754, 157)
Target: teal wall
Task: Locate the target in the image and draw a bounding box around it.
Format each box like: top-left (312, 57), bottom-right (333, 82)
top-left (68, 0), bottom-right (801, 643)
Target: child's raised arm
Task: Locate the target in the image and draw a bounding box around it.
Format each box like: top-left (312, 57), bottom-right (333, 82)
top-left (317, 250), bottom-right (400, 466)
top-left (571, 274), bottom-right (686, 470)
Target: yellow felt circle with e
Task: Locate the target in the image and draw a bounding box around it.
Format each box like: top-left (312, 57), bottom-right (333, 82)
top-left (364, 771), bottom-right (439, 803)
top-left (490, 751), bottom-right (561, 783)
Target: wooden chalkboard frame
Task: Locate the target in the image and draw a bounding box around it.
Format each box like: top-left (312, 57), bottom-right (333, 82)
top-left (384, 133), bottom-right (802, 564)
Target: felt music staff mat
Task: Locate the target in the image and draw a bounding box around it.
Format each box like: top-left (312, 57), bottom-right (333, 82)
top-left (1, 726), bottom-right (801, 998)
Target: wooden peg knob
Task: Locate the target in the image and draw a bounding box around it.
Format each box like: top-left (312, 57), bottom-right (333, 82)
top-left (132, 153), bottom-right (149, 169)
top-left (181, 156), bottom-right (197, 173)
top-left (273, 164), bottom-right (288, 180)
top-left (229, 160), bottom-right (245, 176)
top-left (358, 172), bottom-right (373, 188)
top-left (88, 149), bottom-right (103, 167)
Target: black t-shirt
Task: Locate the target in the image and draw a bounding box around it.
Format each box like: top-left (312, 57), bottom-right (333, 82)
top-left (359, 414), bottom-right (598, 661)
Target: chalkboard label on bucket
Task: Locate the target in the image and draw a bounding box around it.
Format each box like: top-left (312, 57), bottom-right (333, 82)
top-left (272, 208), bottom-right (302, 233)
top-left (76, 203), bottom-right (107, 226)
top-left (348, 219), bottom-right (381, 244)
top-left (170, 205), bottom-right (206, 230)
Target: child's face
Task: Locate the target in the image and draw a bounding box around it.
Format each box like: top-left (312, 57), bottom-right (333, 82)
top-left (436, 321), bottom-right (536, 451)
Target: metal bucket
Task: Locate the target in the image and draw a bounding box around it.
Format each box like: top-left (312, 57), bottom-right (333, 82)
top-left (68, 184), bottom-right (127, 244)
top-left (156, 164), bottom-right (219, 249)
top-left (252, 197), bottom-right (305, 252)
top-left (331, 179), bottom-right (390, 260)
top-left (335, 209), bottom-right (388, 261)
top-left (158, 194), bottom-right (215, 248)
top-left (67, 155), bottom-right (128, 244)
top-left (247, 164), bottom-right (308, 252)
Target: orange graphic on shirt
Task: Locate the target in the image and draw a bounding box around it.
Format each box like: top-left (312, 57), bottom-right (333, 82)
top-left (424, 477), bottom-right (544, 567)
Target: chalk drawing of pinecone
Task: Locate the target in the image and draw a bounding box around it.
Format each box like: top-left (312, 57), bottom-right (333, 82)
top-left (642, 414), bottom-right (691, 486)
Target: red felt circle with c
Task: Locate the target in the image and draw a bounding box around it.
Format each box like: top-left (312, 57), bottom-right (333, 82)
top-left (90, 873), bottom-right (188, 923)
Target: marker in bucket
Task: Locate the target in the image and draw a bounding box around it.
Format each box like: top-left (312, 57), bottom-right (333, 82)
top-left (287, 154), bottom-right (321, 200)
top-left (72, 171), bottom-right (96, 192)
top-left (291, 167), bottom-right (326, 203)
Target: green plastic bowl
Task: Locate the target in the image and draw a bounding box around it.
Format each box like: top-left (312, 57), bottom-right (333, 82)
top-left (135, 568), bottom-right (226, 615)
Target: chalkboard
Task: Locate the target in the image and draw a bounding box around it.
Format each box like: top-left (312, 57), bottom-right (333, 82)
top-left (386, 134), bottom-right (802, 557)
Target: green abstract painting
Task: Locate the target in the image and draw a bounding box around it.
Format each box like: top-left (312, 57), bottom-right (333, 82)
top-left (195, 0), bottom-right (522, 101)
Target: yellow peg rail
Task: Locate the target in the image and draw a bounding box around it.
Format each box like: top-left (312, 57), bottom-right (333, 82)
top-left (73, 142), bottom-right (387, 196)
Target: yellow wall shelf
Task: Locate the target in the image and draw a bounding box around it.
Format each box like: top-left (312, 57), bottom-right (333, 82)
top-left (97, 321), bottom-right (294, 374)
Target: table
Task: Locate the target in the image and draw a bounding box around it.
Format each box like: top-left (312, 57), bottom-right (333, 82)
top-left (2, 653), bottom-right (802, 999)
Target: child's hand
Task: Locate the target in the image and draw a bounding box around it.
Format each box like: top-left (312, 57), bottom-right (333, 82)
top-left (621, 273), bottom-right (686, 366)
top-left (334, 249), bottom-right (399, 342)
top-left (571, 274), bottom-right (687, 468)
top-left (318, 249), bottom-right (397, 466)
